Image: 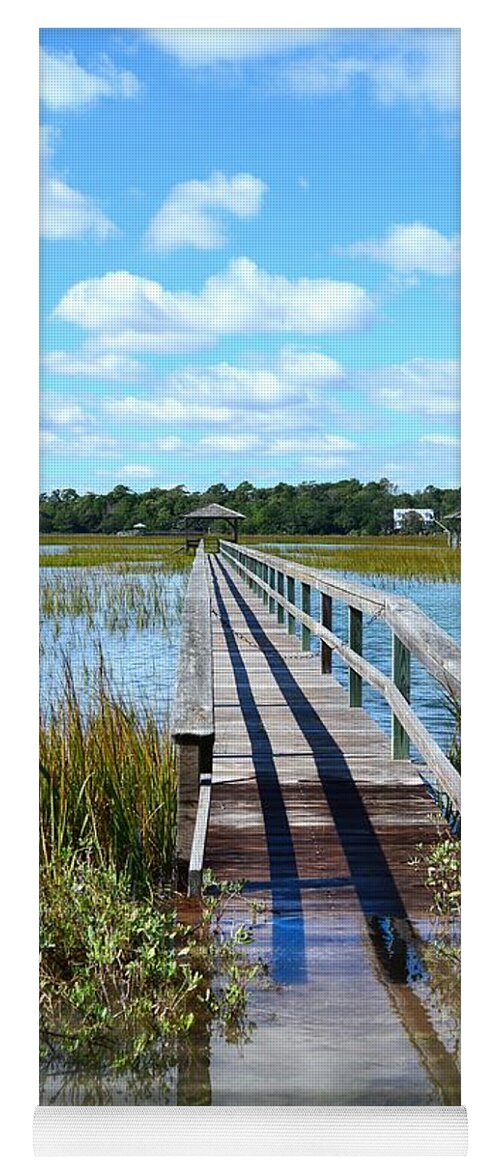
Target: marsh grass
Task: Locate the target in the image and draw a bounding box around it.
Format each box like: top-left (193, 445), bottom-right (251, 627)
top-left (39, 654), bottom-right (178, 889)
top-left (40, 534), bottom-right (191, 571)
top-left (40, 568), bottom-right (187, 635)
top-left (258, 541), bottom-right (460, 580)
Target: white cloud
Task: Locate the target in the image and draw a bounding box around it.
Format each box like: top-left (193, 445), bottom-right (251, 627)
top-left (350, 224), bottom-right (459, 275)
top-left (201, 434), bottom-right (259, 452)
top-left (144, 172), bottom-right (266, 251)
top-left (271, 434), bottom-right (356, 454)
top-left (420, 434), bottom-right (460, 446)
top-left (146, 29), bottom-right (325, 67)
top-left (41, 395), bottom-right (85, 427)
top-left (279, 30), bottom-right (459, 110)
top-left (104, 396), bottom-right (232, 424)
top-left (40, 176), bottom-right (117, 241)
top-left (370, 359), bottom-right (460, 414)
top-left (40, 47), bottom-right (139, 108)
top-left (120, 465), bottom-right (153, 478)
top-left (285, 56), bottom-right (366, 97)
top-left (100, 347), bottom-right (353, 465)
top-left (53, 260), bottom-right (374, 352)
top-left (277, 346), bottom-right (344, 384)
top-left (43, 349), bottom-right (142, 380)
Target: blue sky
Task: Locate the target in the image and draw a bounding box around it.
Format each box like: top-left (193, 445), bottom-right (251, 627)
top-left (39, 27), bottom-right (460, 493)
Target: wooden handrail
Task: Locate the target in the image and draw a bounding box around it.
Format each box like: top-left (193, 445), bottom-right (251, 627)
top-left (172, 541), bottom-right (214, 888)
top-left (219, 541), bottom-right (460, 701)
top-left (219, 540), bottom-right (461, 811)
top-left (172, 541), bottom-right (214, 740)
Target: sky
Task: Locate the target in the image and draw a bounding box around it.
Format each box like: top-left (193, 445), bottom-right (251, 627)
top-left (39, 27), bottom-right (460, 494)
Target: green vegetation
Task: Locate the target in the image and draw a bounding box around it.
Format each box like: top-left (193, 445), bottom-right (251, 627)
top-left (40, 863), bottom-right (261, 1073)
top-left (40, 479), bottom-right (460, 536)
top-left (259, 541), bottom-right (460, 581)
top-left (40, 568), bottom-right (187, 634)
top-left (40, 660), bottom-right (178, 889)
top-left (409, 825), bottom-right (460, 918)
top-left (40, 533), bottom-right (191, 571)
top-left (40, 595), bottom-right (261, 1072)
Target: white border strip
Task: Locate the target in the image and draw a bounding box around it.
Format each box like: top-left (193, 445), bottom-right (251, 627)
top-left (33, 1106), bottom-right (468, 1156)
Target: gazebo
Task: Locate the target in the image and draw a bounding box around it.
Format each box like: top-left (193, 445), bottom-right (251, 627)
top-left (181, 503), bottom-right (245, 551)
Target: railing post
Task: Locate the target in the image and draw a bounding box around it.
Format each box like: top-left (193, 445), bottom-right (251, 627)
top-left (258, 561), bottom-right (265, 602)
top-left (269, 566), bottom-right (276, 614)
top-left (277, 570), bottom-right (285, 623)
top-left (263, 562), bottom-right (270, 608)
top-left (392, 635), bottom-right (410, 759)
top-left (349, 606), bottom-right (363, 707)
top-left (302, 582), bottom-right (311, 651)
top-left (287, 575), bottom-right (295, 636)
top-left (321, 593), bottom-right (332, 674)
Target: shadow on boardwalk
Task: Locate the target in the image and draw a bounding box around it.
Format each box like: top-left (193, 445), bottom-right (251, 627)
top-left (211, 557), bottom-right (423, 987)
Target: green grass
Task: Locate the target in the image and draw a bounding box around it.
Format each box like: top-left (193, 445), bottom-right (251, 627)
top-left (40, 568), bottom-right (187, 635)
top-left (39, 658), bottom-right (263, 1072)
top-left (40, 533), bottom-right (192, 570)
top-left (255, 538), bottom-right (460, 580)
top-left (40, 656), bottom-right (178, 889)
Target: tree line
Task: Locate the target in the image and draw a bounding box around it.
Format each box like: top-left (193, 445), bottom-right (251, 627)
top-left (39, 479), bottom-right (460, 536)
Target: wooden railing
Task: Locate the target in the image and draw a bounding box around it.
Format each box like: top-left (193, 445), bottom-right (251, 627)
top-left (219, 540), bottom-right (461, 811)
top-left (171, 542), bottom-right (214, 893)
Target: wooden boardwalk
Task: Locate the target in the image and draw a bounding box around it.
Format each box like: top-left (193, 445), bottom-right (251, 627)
top-left (172, 545), bottom-right (461, 1104)
top-left (206, 553), bottom-right (442, 921)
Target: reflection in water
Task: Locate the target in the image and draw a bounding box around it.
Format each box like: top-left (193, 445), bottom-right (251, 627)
top-left (367, 915), bottom-right (427, 984)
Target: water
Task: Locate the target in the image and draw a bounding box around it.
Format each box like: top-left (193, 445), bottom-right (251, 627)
top-left (304, 570), bottom-right (460, 766)
top-left (39, 566), bottom-right (187, 723)
top-left (40, 893), bottom-right (460, 1106)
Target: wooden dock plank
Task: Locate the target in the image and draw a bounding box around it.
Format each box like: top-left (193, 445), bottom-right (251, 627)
top-left (205, 553), bottom-right (448, 923)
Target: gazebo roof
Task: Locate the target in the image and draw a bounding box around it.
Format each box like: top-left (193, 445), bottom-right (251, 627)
top-left (183, 503), bottom-right (245, 520)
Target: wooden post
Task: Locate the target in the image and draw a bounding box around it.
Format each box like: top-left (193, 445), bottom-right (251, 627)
top-left (269, 566), bottom-right (276, 614)
top-left (263, 562), bottom-right (270, 607)
top-left (392, 635), bottom-right (411, 759)
top-left (321, 593), bottom-right (333, 674)
top-left (287, 575), bottom-right (295, 636)
top-left (302, 582), bottom-right (311, 651)
top-left (172, 542), bottom-right (214, 893)
top-left (349, 606), bottom-right (363, 707)
top-left (277, 570), bottom-right (285, 623)
top-left (176, 742), bottom-right (200, 891)
top-left (256, 559), bottom-right (262, 599)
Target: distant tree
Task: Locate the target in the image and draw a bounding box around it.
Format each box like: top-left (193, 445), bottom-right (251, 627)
top-left (401, 510), bottom-right (426, 535)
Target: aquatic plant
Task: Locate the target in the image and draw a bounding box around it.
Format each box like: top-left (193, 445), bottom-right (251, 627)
top-left (40, 568), bottom-right (187, 636)
top-left (40, 865), bottom-right (262, 1073)
top-left (409, 833), bottom-right (461, 917)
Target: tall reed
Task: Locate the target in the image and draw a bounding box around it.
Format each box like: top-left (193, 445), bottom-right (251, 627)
top-left (39, 654), bottom-right (177, 891)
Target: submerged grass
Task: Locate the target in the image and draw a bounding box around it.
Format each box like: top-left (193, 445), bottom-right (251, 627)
top-left (40, 534), bottom-right (192, 571)
top-left (40, 568), bottom-right (187, 635)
